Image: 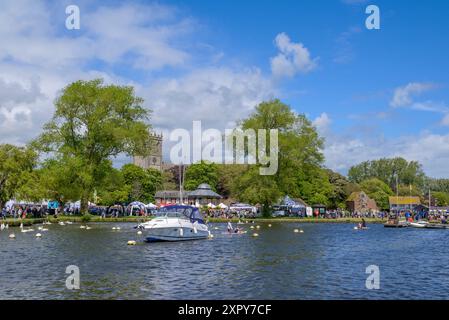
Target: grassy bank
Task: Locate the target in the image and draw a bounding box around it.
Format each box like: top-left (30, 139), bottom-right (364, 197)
top-left (2, 216), bottom-right (387, 227)
top-left (2, 215), bottom-right (152, 227)
top-left (207, 217), bottom-right (387, 224)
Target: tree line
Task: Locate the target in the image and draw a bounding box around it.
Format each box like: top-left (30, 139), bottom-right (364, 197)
top-left (1, 78), bottom-right (448, 215)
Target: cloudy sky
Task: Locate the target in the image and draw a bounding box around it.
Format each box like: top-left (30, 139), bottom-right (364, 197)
top-left (1, 0), bottom-right (449, 177)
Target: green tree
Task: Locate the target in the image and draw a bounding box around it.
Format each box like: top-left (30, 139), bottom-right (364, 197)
top-left (121, 164), bottom-right (162, 203)
top-left (34, 79), bottom-right (152, 213)
top-left (0, 144), bottom-right (37, 208)
top-left (348, 157), bottom-right (425, 190)
top-left (216, 164), bottom-right (249, 199)
top-left (235, 99), bottom-right (325, 216)
top-left (432, 191), bottom-right (449, 207)
top-left (184, 161), bottom-right (219, 191)
top-left (326, 169), bottom-right (361, 209)
top-left (359, 178), bottom-right (394, 210)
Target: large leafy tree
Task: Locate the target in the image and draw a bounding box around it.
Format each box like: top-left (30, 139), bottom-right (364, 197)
top-left (34, 79), bottom-right (152, 213)
top-left (326, 169), bottom-right (361, 209)
top-left (184, 161), bottom-right (219, 191)
top-left (0, 144), bottom-right (37, 209)
top-left (348, 157), bottom-right (425, 190)
top-left (121, 164), bottom-right (162, 203)
top-left (235, 99), bottom-right (325, 216)
top-left (359, 178), bottom-right (394, 210)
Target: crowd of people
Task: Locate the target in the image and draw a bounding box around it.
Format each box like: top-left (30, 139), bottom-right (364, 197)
top-left (1, 205), bottom-right (47, 220)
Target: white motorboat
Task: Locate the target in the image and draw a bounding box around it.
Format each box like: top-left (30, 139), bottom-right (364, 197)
top-left (137, 205), bottom-right (211, 242)
top-left (409, 220), bottom-right (429, 228)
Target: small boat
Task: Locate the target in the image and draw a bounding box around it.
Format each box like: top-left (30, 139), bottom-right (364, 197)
top-left (137, 205), bottom-right (210, 242)
top-left (384, 216), bottom-right (408, 228)
top-left (354, 226), bottom-right (369, 230)
top-left (409, 221), bottom-right (429, 228)
top-left (424, 223), bottom-right (449, 229)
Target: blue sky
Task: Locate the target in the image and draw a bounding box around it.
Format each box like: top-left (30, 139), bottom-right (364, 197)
top-left (1, 0), bottom-right (449, 176)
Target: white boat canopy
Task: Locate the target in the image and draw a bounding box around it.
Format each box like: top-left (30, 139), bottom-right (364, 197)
top-left (218, 203), bottom-right (228, 209)
top-left (207, 203), bottom-right (216, 209)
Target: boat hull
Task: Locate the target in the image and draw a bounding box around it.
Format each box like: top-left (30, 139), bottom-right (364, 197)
top-left (140, 218), bottom-right (210, 242)
top-left (145, 227), bottom-right (210, 242)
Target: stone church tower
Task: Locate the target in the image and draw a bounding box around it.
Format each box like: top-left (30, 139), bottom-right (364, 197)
top-left (133, 132), bottom-right (163, 171)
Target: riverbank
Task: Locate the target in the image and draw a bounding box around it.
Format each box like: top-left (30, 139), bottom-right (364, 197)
top-left (1, 215), bottom-right (152, 227)
top-left (207, 217), bottom-right (387, 224)
top-left (1, 215), bottom-right (387, 227)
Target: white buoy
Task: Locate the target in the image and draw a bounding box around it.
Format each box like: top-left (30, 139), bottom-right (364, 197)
top-left (353, 226), bottom-right (358, 230)
top-left (268, 224), bottom-right (272, 227)
top-left (294, 229), bottom-right (299, 233)
top-left (127, 240), bottom-right (136, 245)
top-left (9, 233), bottom-right (15, 239)
top-left (137, 230), bottom-right (142, 235)
top-left (214, 227), bottom-right (219, 230)
top-left (256, 225), bottom-right (260, 229)
top-left (36, 233), bottom-right (42, 238)
top-left (250, 226), bottom-right (254, 229)
top-left (112, 227), bottom-right (116, 230)
top-left (252, 233), bottom-right (259, 237)
top-left (300, 229), bottom-right (304, 233)
top-left (116, 227), bottom-right (121, 230)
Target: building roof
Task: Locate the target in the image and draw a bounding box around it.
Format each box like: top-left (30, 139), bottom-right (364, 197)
top-left (155, 183), bottom-right (222, 199)
top-left (389, 196), bottom-right (421, 205)
top-left (188, 183), bottom-right (222, 199)
top-left (155, 190), bottom-right (189, 199)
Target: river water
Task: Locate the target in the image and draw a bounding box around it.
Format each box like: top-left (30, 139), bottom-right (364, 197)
top-left (1, 222), bottom-right (449, 299)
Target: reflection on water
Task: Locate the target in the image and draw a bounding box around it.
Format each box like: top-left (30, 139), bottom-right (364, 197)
top-left (1, 222), bottom-right (449, 299)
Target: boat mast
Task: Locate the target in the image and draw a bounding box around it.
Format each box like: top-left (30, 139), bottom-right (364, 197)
top-left (396, 174), bottom-right (399, 215)
top-left (179, 163), bottom-right (184, 204)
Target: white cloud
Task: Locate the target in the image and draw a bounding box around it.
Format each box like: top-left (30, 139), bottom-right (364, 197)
top-left (313, 112), bottom-right (331, 135)
top-left (270, 33), bottom-right (318, 78)
top-left (142, 67), bottom-right (275, 130)
top-left (0, 1), bottom-right (200, 146)
top-left (390, 82), bottom-right (436, 108)
top-left (322, 126), bottom-right (449, 178)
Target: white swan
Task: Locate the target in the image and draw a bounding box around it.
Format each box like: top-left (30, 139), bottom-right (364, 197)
top-left (20, 224), bottom-right (34, 233)
top-left (0, 223), bottom-right (5, 231)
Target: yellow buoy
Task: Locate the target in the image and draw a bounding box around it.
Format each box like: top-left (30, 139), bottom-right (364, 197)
top-left (252, 233), bottom-right (259, 237)
top-left (127, 240), bottom-right (137, 245)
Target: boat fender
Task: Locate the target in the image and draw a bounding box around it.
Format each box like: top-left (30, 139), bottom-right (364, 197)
top-left (179, 228), bottom-right (184, 237)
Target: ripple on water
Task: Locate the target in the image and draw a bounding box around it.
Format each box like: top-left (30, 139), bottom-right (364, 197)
top-left (2, 222), bottom-right (449, 299)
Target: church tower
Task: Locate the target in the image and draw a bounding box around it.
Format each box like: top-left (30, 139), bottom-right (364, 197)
top-left (133, 132), bottom-right (163, 171)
